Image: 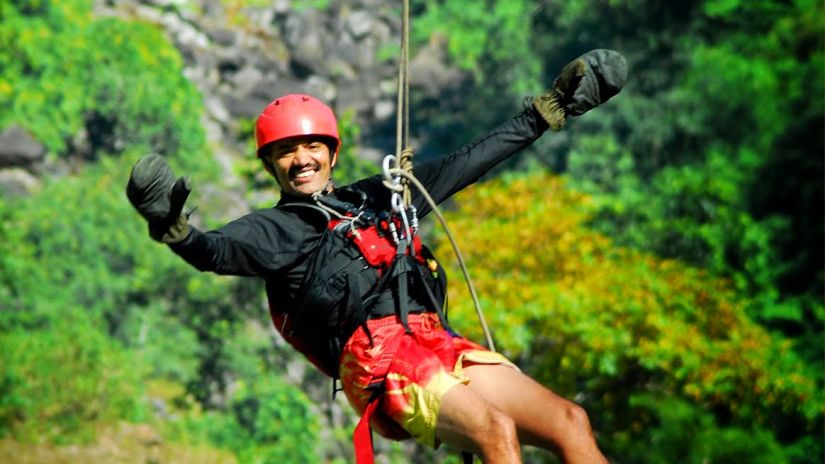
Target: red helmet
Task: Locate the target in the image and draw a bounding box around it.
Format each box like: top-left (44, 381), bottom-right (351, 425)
top-left (255, 94), bottom-right (340, 157)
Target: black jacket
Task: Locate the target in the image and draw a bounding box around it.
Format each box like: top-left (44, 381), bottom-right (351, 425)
top-left (169, 107), bottom-right (548, 375)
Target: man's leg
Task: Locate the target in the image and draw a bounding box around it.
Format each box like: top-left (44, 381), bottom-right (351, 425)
top-left (463, 364), bottom-right (608, 464)
top-left (434, 381), bottom-right (522, 463)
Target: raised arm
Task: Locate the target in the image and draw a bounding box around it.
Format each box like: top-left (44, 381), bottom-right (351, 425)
top-left (410, 106), bottom-right (548, 216)
top-left (126, 154), bottom-right (316, 277)
top-left (379, 49), bottom-right (628, 217)
top-left (167, 209), bottom-right (317, 276)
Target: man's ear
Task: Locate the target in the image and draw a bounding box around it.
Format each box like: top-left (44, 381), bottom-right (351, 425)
top-left (330, 149), bottom-right (339, 168)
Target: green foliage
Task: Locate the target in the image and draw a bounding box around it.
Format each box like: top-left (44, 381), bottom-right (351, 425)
top-left (0, 122), bottom-right (315, 462)
top-left (292, 0), bottom-right (332, 11)
top-left (581, 145), bottom-right (785, 299)
top-left (0, 308), bottom-right (142, 444)
top-left (553, 0), bottom-right (823, 367)
top-left (1, 154), bottom-right (222, 324)
top-left (433, 171), bottom-right (822, 461)
top-left (165, 367), bottom-right (322, 464)
top-left (334, 109), bottom-right (381, 185)
top-left (228, 376), bottom-right (321, 463)
top-left (0, 150), bottom-right (260, 436)
top-left (0, 0), bottom-right (206, 163)
top-left (613, 394), bottom-right (787, 464)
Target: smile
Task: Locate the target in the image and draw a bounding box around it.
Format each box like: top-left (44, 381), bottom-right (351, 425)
top-left (294, 170), bottom-right (315, 179)
top-left (290, 165), bottom-right (320, 182)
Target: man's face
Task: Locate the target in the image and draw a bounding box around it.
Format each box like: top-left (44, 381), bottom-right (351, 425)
top-left (264, 136), bottom-right (337, 197)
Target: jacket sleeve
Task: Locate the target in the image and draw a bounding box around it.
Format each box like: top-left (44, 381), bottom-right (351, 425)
top-left (167, 208), bottom-right (318, 277)
top-left (410, 106), bottom-right (548, 216)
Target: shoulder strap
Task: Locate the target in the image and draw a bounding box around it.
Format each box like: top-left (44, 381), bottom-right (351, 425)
top-left (278, 202), bottom-right (332, 222)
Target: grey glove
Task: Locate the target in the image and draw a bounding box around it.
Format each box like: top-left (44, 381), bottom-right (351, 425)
top-left (533, 49), bottom-right (628, 131)
top-left (126, 154), bottom-right (191, 243)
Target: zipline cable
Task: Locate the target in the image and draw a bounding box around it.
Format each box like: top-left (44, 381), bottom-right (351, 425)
top-left (383, 0), bottom-right (495, 352)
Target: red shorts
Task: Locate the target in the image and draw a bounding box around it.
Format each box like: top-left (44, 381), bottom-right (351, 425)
top-left (339, 312), bottom-right (517, 448)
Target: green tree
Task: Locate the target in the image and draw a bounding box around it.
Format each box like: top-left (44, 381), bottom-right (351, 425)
top-left (0, 0), bottom-right (206, 162)
top-left (433, 171), bottom-right (822, 462)
top-left (0, 308), bottom-right (142, 444)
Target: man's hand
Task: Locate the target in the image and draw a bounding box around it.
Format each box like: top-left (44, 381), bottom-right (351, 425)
top-left (533, 49), bottom-right (628, 131)
top-left (126, 154), bottom-right (192, 243)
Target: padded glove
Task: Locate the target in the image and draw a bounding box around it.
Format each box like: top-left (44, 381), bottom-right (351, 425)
top-left (533, 49), bottom-right (628, 131)
top-left (126, 154), bottom-right (192, 243)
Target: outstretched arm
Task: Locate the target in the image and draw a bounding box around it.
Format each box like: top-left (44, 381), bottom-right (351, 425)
top-left (410, 106), bottom-right (548, 217)
top-left (126, 155), bottom-right (315, 277)
top-left (166, 210), bottom-right (314, 276)
top-left (408, 49), bottom-right (627, 217)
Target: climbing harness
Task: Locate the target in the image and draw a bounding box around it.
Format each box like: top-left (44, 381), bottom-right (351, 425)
top-left (274, 191), bottom-right (450, 380)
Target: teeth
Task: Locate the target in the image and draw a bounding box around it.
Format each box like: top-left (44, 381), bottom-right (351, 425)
top-left (295, 171), bottom-right (314, 179)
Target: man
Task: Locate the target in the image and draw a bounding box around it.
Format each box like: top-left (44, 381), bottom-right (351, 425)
top-left (127, 49), bottom-right (627, 463)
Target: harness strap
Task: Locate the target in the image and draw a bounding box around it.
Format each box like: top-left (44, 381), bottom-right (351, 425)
top-left (392, 240), bottom-right (414, 333)
top-left (347, 273), bottom-right (373, 344)
top-left (411, 259), bottom-right (451, 329)
top-left (354, 394), bottom-right (381, 464)
top-left (352, 324), bottom-right (408, 464)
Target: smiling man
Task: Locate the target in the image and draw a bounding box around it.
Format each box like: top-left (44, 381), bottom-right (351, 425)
top-left (127, 50), bottom-right (628, 463)
top-left (256, 97), bottom-right (340, 197)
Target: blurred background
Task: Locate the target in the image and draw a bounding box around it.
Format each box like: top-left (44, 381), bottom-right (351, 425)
top-left (0, 0), bottom-right (822, 462)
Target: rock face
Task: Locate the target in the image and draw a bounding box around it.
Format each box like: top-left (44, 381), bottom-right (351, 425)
top-left (91, 0), bottom-right (463, 167)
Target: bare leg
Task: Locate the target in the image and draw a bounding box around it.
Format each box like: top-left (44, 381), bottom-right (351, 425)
top-left (435, 382), bottom-right (522, 463)
top-left (464, 364), bottom-right (607, 464)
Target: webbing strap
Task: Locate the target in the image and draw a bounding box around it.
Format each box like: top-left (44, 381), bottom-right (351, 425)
top-left (392, 241), bottom-right (413, 333)
top-left (352, 322), bottom-right (407, 464)
top-left (354, 397), bottom-right (380, 464)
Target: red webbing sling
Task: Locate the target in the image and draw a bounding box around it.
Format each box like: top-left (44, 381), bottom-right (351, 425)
top-left (351, 322), bottom-right (407, 464)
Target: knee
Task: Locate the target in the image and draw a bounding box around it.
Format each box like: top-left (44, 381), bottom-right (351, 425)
top-left (487, 408), bottom-right (517, 439)
top-left (561, 401), bottom-right (596, 439)
top-left (478, 407), bottom-right (519, 450)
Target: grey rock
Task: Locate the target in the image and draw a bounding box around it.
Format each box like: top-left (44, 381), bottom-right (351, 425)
top-left (204, 95), bottom-right (231, 125)
top-left (206, 27), bottom-right (237, 47)
top-left (281, 11), bottom-right (329, 76)
top-left (0, 168), bottom-right (41, 197)
top-left (344, 10), bottom-right (373, 39)
top-left (373, 100), bottom-right (395, 121)
top-left (250, 76), bottom-right (307, 102)
top-left (200, 0), bottom-right (224, 20)
top-left (272, 0), bottom-right (290, 15)
top-left (333, 33), bottom-right (375, 71)
top-left (0, 125), bottom-right (45, 168)
top-left (410, 35), bottom-right (466, 97)
top-left (225, 65), bottom-right (264, 97)
top-left (242, 6), bottom-right (276, 31)
top-left (225, 94), bottom-right (272, 119)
